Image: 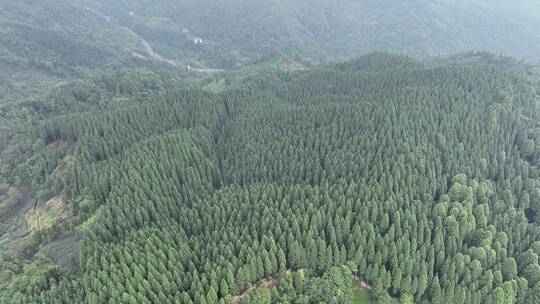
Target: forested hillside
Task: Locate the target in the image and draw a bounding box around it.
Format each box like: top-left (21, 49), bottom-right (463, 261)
top-left (0, 0), bottom-right (147, 95)
top-left (78, 0), bottom-right (540, 68)
top-left (1, 53), bottom-right (540, 303)
top-left (1, 0), bottom-right (539, 95)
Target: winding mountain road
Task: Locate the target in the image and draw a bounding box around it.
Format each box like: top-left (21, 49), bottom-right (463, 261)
top-left (84, 7), bottom-right (227, 73)
top-left (84, 7), bottom-right (177, 66)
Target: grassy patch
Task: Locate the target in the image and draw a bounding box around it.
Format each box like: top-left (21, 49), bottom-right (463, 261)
top-left (25, 196), bottom-right (67, 231)
top-left (201, 55), bottom-right (310, 93)
top-left (42, 216), bottom-right (54, 227)
top-left (352, 284), bottom-right (371, 304)
top-left (204, 79), bottom-right (227, 93)
top-left (80, 213), bottom-right (97, 229)
top-left (230, 59), bottom-right (280, 79)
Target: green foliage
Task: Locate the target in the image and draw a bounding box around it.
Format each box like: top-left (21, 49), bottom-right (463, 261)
top-left (2, 0), bottom-right (539, 92)
top-left (304, 266), bottom-right (354, 303)
top-left (352, 284), bottom-right (371, 304)
top-left (1, 53), bottom-right (540, 304)
top-left (91, 0), bottom-right (540, 67)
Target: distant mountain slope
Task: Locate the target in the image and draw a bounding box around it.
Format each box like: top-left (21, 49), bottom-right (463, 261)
top-left (0, 0), bottom-right (145, 70)
top-left (88, 0), bottom-right (540, 68)
top-left (1, 0), bottom-right (538, 84)
top-left (0, 0), bottom-right (149, 96)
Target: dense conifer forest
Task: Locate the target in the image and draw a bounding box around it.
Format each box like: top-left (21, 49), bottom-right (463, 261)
top-left (1, 53), bottom-right (540, 303)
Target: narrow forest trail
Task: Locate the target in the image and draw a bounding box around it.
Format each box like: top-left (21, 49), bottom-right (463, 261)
top-left (233, 275), bottom-right (280, 303)
top-left (353, 274), bottom-right (372, 290)
top-left (33, 207), bottom-right (41, 231)
top-left (233, 273), bottom-right (371, 303)
top-left (187, 65), bottom-right (225, 73)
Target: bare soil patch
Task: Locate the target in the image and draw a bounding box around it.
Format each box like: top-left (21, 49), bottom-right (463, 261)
top-left (47, 139), bottom-right (65, 148)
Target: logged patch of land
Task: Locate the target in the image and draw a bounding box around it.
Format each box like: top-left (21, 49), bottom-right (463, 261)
top-left (25, 196), bottom-right (68, 231)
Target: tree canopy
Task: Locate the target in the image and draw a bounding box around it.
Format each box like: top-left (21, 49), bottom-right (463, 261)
top-left (1, 53), bottom-right (540, 303)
